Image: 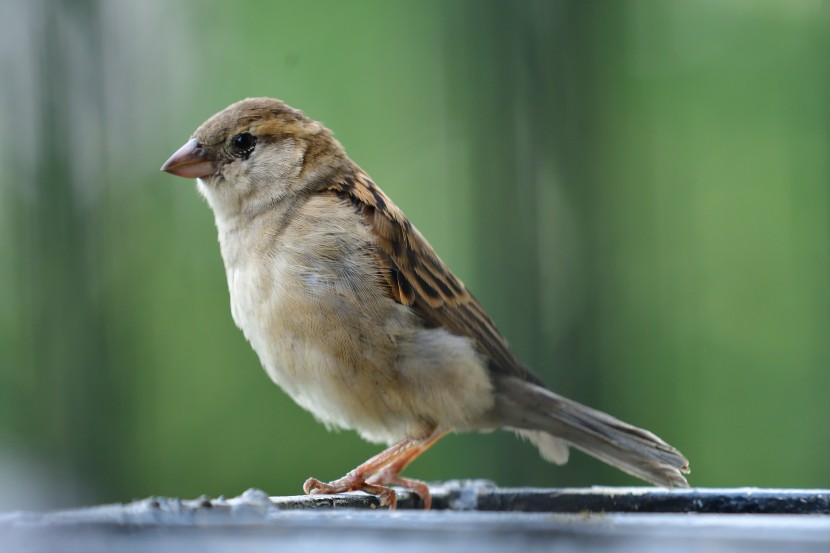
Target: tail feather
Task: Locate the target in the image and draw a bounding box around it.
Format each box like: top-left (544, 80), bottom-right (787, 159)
top-left (498, 377), bottom-right (690, 487)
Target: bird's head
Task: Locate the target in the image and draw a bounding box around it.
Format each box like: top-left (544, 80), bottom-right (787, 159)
top-left (162, 98), bottom-right (346, 218)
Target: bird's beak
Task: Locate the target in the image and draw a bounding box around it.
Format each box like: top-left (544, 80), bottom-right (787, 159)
top-left (161, 138), bottom-right (218, 179)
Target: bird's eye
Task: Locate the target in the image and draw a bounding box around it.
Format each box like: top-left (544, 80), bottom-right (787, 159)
top-left (230, 132), bottom-right (256, 158)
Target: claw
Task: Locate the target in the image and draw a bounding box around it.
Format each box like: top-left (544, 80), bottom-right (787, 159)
top-left (302, 476), bottom-right (399, 509)
top-left (301, 431), bottom-right (447, 510)
top-left (359, 482), bottom-right (398, 509)
top-left (303, 477), bottom-right (330, 495)
top-left (367, 469), bottom-right (432, 509)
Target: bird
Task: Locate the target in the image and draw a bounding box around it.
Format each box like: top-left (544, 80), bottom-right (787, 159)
top-left (161, 97), bottom-right (690, 509)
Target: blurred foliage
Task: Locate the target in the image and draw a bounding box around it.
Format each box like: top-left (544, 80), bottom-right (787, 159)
top-left (1, 0), bottom-right (829, 508)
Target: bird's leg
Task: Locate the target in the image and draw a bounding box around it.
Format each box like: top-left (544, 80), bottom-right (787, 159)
top-left (366, 430), bottom-right (447, 510)
top-left (303, 430), bottom-right (448, 509)
top-left (303, 437), bottom-right (421, 508)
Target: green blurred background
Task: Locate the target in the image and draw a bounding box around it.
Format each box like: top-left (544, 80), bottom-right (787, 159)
top-left (1, 0), bottom-right (829, 509)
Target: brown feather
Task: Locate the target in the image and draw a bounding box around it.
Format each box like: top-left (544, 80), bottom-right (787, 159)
top-left (170, 96), bottom-right (689, 492)
top-left (324, 172), bottom-right (545, 386)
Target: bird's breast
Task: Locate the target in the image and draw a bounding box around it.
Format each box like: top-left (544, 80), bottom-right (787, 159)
top-left (225, 246), bottom-right (420, 443)
top-left (215, 196), bottom-right (496, 444)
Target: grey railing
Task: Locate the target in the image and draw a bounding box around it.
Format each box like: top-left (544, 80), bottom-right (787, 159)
top-left (3, 482), bottom-right (830, 552)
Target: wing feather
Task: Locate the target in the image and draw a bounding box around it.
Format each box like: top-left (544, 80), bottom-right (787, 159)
top-left (324, 172), bottom-right (544, 385)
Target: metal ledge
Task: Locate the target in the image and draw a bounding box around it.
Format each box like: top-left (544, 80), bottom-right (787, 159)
top-left (3, 483), bottom-right (830, 553)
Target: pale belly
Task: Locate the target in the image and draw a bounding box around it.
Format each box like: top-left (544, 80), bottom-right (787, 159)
top-left (226, 254), bottom-right (496, 445)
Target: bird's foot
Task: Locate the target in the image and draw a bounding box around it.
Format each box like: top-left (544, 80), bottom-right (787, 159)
top-left (367, 469), bottom-right (432, 509)
top-left (302, 431), bottom-right (447, 510)
top-left (303, 475), bottom-right (398, 509)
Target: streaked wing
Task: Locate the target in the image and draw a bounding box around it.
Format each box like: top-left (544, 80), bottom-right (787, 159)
top-left (324, 172), bottom-right (543, 386)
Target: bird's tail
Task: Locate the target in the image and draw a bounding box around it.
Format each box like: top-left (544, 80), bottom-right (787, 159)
top-left (497, 377), bottom-right (690, 487)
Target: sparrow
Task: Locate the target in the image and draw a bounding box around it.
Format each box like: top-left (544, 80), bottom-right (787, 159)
top-left (161, 98), bottom-right (690, 509)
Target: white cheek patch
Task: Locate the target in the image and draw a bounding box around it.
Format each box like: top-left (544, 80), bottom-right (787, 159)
top-left (197, 138), bottom-right (307, 218)
top-left (247, 138), bottom-right (304, 188)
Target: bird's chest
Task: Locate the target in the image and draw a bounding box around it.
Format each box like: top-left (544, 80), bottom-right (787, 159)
top-left (222, 236), bottom-right (408, 440)
top-left (227, 251), bottom-right (357, 382)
